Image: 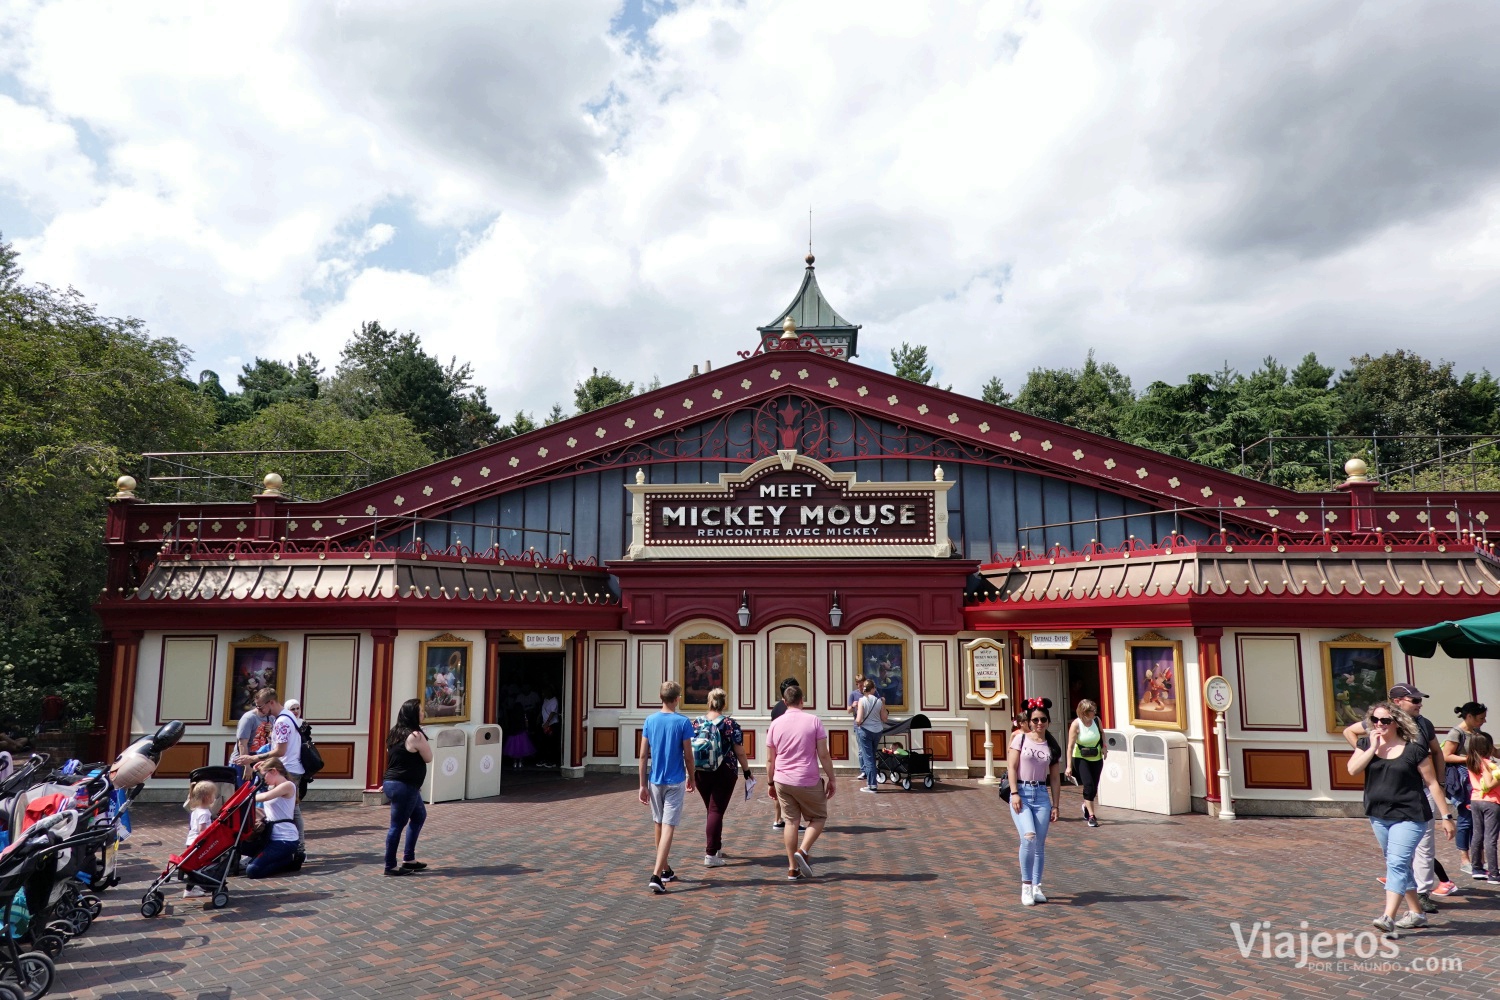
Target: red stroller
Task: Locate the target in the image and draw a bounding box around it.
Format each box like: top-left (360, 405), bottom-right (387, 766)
top-left (139, 767), bottom-right (260, 916)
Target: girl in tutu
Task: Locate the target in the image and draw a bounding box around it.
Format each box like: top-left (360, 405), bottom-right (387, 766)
top-left (502, 700), bottom-right (535, 768)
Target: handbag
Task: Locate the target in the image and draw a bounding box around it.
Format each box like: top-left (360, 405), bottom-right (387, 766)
top-left (997, 772), bottom-right (1011, 802)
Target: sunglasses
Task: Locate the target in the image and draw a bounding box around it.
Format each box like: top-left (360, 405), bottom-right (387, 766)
top-left (1028, 716), bottom-right (1049, 724)
top-left (1370, 717), bottom-right (1394, 726)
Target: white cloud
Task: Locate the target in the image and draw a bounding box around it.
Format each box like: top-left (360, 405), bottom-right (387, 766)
top-left (2, 0), bottom-right (1499, 422)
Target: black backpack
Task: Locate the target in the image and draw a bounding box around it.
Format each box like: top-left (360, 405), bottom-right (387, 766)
top-left (281, 713), bottom-right (325, 778)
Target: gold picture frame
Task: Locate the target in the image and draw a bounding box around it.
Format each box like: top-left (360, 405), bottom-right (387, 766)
top-left (418, 633), bottom-right (473, 725)
top-left (1124, 634), bottom-right (1186, 731)
top-left (771, 641), bottom-right (809, 707)
top-left (223, 635), bottom-right (287, 726)
top-left (1319, 634), bottom-right (1393, 734)
top-left (678, 633), bottom-right (729, 711)
top-left (857, 633), bottom-right (908, 712)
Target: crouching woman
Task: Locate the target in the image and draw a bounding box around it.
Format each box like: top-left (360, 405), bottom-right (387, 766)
top-left (247, 757), bottom-right (301, 878)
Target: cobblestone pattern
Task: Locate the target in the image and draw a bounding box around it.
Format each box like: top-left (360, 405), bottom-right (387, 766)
top-left (44, 776), bottom-right (1498, 999)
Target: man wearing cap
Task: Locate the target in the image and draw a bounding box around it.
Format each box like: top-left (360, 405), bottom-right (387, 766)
top-left (1344, 683), bottom-right (1456, 910)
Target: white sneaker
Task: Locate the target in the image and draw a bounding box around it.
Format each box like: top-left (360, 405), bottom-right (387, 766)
top-left (1021, 884), bottom-right (1035, 906)
top-left (703, 853), bottom-right (726, 868)
top-left (183, 886), bottom-right (206, 898)
top-left (1031, 886), bottom-right (1047, 903)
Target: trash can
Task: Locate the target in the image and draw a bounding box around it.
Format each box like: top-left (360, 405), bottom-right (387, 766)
top-left (1097, 727), bottom-right (1134, 810)
top-left (1131, 731), bottom-right (1190, 815)
top-left (423, 728), bottom-right (467, 803)
top-left (466, 724), bottom-right (503, 799)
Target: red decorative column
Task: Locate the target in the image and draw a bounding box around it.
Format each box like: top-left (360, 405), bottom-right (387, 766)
top-left (570, 633), bottom-right (588, 769)
top-left (365, 629), bottom-right (397, 791)
top-left (483, 630), bottom-right (506, 725)
top-left (1094, 629), bottom-right (1115, 729)
top-left (1195, 627), bottom-right (1225, 811)
top-left (1008, 631), bottom-right (1025, 710)
top-left (105, 631), bottom-right (143, 759)
top-left (1336, 459), bottom-right (1380, 532)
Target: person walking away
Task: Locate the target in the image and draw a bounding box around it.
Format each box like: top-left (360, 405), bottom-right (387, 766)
top-left (246, 758), bottom-right (302, 878)
top-left (1008, 697), bottom-right (1063, 905)
top-left (1442, 702), bottom-right (1487, 873)
top-left (639, 681), bottom-right (696, 894)
top-left (181, 781), bottom-right (217, 898)
top-left (1065, 699), bottom-right (1107, 827)
top-left (1348, 701), bottom-right (1456, 932)
top-left (234, 689), bottom-right (306, 868)
top-left (695, 688), bottom-right (752, 867)
top-left (382, 698), bottom-right (433, 877)
top-left (1344, 683), bottom-right (1455, 910)
top-left (285, 699), bottom-right (314, 800)
top-left (765, 684), bottom-right (836, 881)
top-left (853, 679), bottom-right (888, 793)
top-left (538, 689), bottom-right (562, 768)
top-left (769, 678), bottom-right (803, 832)
top-left (234, 697), bottom-right (269, 785)
top-left (1464, 731), bottom-right (1500, 882)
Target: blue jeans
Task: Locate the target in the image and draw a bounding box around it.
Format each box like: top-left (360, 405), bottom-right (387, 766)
top-left (383, 779), bottom-right (427, 870)
top-left (856, 728), bottom-right (881, 789)
top-left (1009, 784), bottom-right (1052, 884)
top-left (246, 838), bottom-right (298, 879)
top-left (1369, 818), bottom-right (1425, 895)
top-left (1455, 802), bottom-right (1472, 853)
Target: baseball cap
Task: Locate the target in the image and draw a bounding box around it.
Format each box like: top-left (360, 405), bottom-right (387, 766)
top-left (1388, 683), bottom-right (1427, 700)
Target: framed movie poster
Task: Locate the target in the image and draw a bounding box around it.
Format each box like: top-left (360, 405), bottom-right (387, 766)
top-left (223, 636), bottom-right (287, 725)
top-left (773, 642), bottom-right (809, 704)
top-left (1319, 636), bottom-right (1393, 734)
top-left (419, 634), bottom-right (472, 724)
top-left (1125, 635), bottom-right (1186, 731)
top-left (858, 634), bottom-right (907, 712)
top-left (679, 634), bottom-right (728, 710)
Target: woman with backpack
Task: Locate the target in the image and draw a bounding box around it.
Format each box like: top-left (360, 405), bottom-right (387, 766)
top-left (1006, 696), bottom-right (1063, 906)
top-left (694, 687), bottom-right (752, 868)
top-left (1442, 702), bottom-right (1486, 874)
top-left (853, 679), bottom-right (888, 793)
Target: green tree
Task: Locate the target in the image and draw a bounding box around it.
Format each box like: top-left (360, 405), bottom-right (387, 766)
top-left (574, 368), bottom-right (634, 413)
top-left (1014, 351), bottom-right (1134, 438)
top-left (237, 354), bottom-right (322, 413)
top-left (891, 342), bottom-right (935, 385)
top-left (0, 234), bottom-right (215, 720)
top-left (212, 401), bottom-right (432, 496)
top-left (327, 321), bottom-right (499, 457)
top-left (496, 410), bottom-right (538, 440)
top-left (980, 376), bottom-right (1011, 406)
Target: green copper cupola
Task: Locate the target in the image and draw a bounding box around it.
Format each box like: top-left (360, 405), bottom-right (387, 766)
top-left (757, 254), bottom-right (861, 359)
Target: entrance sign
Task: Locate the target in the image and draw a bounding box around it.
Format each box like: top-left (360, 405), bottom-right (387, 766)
top-left (625, 451), bottom-right (953, 559)
top-left (964, 638), bottom-right (1007, 708)
top-left (1030, 632), bottom-right (1074, 650)
top-left (522, 632), bottom-right (565, 651)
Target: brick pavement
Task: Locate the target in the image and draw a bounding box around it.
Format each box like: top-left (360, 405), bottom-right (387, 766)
top-left (42, 776), bottom-right (1499, 1000)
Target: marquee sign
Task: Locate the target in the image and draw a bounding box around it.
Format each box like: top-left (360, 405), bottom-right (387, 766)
top-left (625, 450), bottom-right (954, 559)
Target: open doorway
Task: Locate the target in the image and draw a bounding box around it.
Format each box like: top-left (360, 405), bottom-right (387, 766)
top-left (1062, 655), bottom-right (1101, 720)
top-left (496, 651), bottom-right (566, 770)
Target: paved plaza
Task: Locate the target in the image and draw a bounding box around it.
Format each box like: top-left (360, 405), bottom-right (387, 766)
top-left (45, 775), bottom-right (1498, 999)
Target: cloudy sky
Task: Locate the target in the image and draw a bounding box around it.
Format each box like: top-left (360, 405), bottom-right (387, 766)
top-left (3, 1), bottom-right (1499, 417)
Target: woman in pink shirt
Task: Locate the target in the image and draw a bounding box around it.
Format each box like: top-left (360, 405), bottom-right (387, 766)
top-left (1006, 697), bottom-right (1062, 906)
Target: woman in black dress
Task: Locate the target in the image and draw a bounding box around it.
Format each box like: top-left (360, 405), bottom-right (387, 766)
top-left (1348, 701), bottom-right (1456, 933)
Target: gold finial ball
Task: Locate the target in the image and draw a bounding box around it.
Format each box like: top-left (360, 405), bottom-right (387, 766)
top-left (263, 472), bottom-right (284, 494)
top-left (1344, 457), bottom-right (1369, 481)
top-left (780, 315), bottom-right (798, 341)
top-left (805, 253), bottom-right (815, 266)
top-left (115, 475), bottom-right (137, 494)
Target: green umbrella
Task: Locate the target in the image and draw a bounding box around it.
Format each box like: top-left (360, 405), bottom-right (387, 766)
top-left (1396, 611), bottom-right (1500, 659)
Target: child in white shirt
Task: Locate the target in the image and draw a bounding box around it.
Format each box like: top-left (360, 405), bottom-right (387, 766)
top-left (182, 780), bottom-right (217, 898)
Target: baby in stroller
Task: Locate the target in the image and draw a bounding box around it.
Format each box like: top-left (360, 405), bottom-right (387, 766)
top-left (180, 781), bottom-right (218, 898)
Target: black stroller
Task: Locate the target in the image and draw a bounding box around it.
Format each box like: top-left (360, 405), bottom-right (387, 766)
top-left (0, 809), bottom-right (80, 999)
top-left (874, 714), bottom-right (937, 790)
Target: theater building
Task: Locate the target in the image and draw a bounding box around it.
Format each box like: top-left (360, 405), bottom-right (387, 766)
top-left (96, 257), bottom-right (1500, 814)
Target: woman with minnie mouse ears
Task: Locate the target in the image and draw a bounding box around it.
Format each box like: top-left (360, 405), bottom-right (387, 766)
top-left (1007, 697), bottom-right (1064, 906)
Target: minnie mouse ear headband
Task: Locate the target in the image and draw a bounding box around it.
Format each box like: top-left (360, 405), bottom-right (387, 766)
top-left (1024, 697), bottom-right (1052, 711)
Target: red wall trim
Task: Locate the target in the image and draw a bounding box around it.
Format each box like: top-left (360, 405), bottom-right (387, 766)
top-left (737, 640), bottom-right (757, 712)
top-left (365, 629), bottom-right (396, 791)
top-left (919, 640), bottom-right (950, 713)
top-left (1195, 627), bottom-right (1224, 804)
